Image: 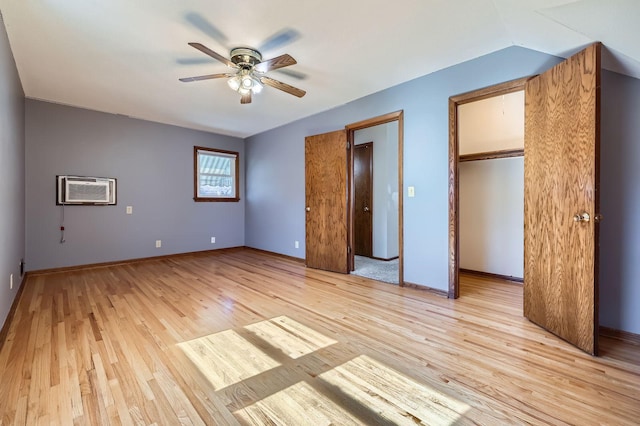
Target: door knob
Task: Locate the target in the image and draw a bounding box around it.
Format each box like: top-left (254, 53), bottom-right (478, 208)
top-left (573, 212), bottom-right (590, 223)
top-left (364, 206), bottom-right (370, 212)
top-left (306, 206), bottom-right (311, 212)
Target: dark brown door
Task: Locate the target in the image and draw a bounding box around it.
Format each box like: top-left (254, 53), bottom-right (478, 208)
top-left (524, 43), bottom-right (601, 355)
top-left (305, 130), bottom-right (348, 273)
top-left (354, 142), bottom-right (373, 257)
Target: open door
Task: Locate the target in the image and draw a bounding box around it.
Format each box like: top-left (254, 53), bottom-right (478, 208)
top-left (524, 43), bottom-right (601, 355)
top-left (354, 142), bottom-right (373, 257)
top-left (305, 130), bottom-right (349, 273)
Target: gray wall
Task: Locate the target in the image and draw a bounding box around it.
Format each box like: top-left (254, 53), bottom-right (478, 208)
top-left (600, 70), bottom-right (640, 335)
top-left (0, 15), bottom-right (25, 328)
top-left (245, 46), bottom-right (561, 286)
top-left (245, 46), bottom-right (640, 335)
top-left (25, 100), bottom-right (244, 270)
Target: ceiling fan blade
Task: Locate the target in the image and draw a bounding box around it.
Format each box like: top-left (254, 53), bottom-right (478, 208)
top-left (179, 73), bottom-right (233, 83)
top-left (176, 57), bottom-right (214, 66)
top-left (188, 42), bottom-right (236, 69)
top-left (240, 92), bottom-right (252, 104)
top-left (260, 76), bottom-right (306, 98)
top-left (258, 28), bottom-right (300, 52)
top-left (254, 54), bottom-right (297, 73)
top-left (185, 12), bottom-right (228, 47)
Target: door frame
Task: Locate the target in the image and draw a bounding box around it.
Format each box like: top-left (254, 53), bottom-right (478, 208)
top-left (346, 111), bottom-right (404, 285)
top-left (448, 77), bottom-right (530, 298)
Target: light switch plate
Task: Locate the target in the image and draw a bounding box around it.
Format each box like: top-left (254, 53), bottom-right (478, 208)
top-left (408, 186), bottom-right (415, 197)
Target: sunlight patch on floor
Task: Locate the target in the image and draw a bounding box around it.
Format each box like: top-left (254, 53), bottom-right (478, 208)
top-left (178, 329), bottom-right (280, 390)
top-left (234, 381), bottom-right (361, 425)
top-left (318, 355), bottom-right (471, 425)
top-left (179, 318), bottom-right (468, 424)
top-left (244, 315), bottom-right (338, 359)
top-left (235, 356), bottom-right (470, 425)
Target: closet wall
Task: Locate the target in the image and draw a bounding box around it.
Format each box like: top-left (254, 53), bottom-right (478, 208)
top-left (459, 91), bottom-right (524, 278)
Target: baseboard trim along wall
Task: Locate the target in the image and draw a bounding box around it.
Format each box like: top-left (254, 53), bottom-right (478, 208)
top-left (403, 281), bottom-right (449, 297)
top-left (28, 247), bottom-right (246, 275)
top-left (600, 326), bottom-right (640, 346)
top-left (460, 268), bottom-right (523, 284)
top-left (243, 246), bottom-right (305, 264)
top-left (370, 255), bottom-right (399, 262)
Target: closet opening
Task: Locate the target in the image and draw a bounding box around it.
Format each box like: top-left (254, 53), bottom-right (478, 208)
top-left (448, 78), bottom-right (529, 298)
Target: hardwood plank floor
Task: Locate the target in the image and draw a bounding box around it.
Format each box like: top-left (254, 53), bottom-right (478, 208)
top-left (0, 248), bottom-right (638, 425)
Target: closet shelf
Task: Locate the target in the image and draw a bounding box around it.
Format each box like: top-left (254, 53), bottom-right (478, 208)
top-left (459, 148), bottom-right (523, 162)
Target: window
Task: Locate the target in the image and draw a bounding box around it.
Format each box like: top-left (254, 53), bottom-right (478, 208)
top-left (194, 146), bottom-right (239, 202)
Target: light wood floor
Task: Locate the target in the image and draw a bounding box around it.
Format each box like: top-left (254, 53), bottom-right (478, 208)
top-left (0, 248), bottom-right (638, 425)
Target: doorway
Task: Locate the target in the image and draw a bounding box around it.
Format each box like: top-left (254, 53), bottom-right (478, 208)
top-left (448, 77), bottom-right (529, 298)
top-left (458, 90), bottom-right (525, 285)
top-left (347, 111), bottom-right (403, 285)
top-left (448, 43), bottom-right (601, 355)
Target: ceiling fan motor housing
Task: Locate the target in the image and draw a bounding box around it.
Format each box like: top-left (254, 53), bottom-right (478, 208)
top-left (230, 48), bottom-right (262, 69)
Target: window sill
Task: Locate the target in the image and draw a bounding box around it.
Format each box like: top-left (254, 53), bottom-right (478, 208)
top-left (194, 197), bottom-right (240, 203)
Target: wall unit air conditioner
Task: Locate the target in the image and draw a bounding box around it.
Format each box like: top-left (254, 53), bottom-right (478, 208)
top-left (56, 175), bottom-right (117, 205)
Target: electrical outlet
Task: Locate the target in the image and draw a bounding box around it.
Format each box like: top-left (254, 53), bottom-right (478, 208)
top-left (155, 240), bottom-right (162, 248)
top-left (10, 273), bottom-right (13, 290)
top-left (294, 240), bottom-right (299, 249)
top-left (126, 206), bottom-right (133, 214)
top-left (211, 237), bottom-right (216, 244)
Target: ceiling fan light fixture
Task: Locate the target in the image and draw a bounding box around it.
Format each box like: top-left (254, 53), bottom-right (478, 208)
top-left (241, 74), bottom-right (253, 89)
top-left (251, 77), bottom-right (263, 94)
top-left (227, 76), bottom-right (241, 91)
top-left (238, 86), bottom-right (251, 95)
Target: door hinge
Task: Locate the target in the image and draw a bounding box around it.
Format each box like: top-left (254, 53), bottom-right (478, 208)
top-left (347, 142), bottom-right (351, 150)
top-left (348, 246), bottom-right (351, 253)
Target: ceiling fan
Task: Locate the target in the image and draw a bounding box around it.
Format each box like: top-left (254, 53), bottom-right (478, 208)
top-left (179, 42), bottom-right (306, 104)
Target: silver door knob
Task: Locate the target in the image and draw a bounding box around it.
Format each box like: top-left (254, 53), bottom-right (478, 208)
top-left (364, 206), bottom-right (370, 212)
top-left (573, 212), bottom-right (590, 223)
top-left (306, 207), bottom-right (311, 212)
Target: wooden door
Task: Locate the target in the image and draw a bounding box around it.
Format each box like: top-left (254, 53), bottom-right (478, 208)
top-left (524, 43), bottom-right (601, 355)
top-left (354, 142), bottom-right (373, 257)
top-left (305, 130), bottom-right (349, 273)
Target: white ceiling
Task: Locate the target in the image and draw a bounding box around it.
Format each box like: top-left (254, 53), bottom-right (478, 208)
top-left (1, 0), bottom-right (638, 138)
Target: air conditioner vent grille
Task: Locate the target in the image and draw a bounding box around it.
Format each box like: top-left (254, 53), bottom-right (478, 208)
top-left (67, 182), bottom-right (109, 202)
top-left (56, 175), bottom-right (117, 205)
